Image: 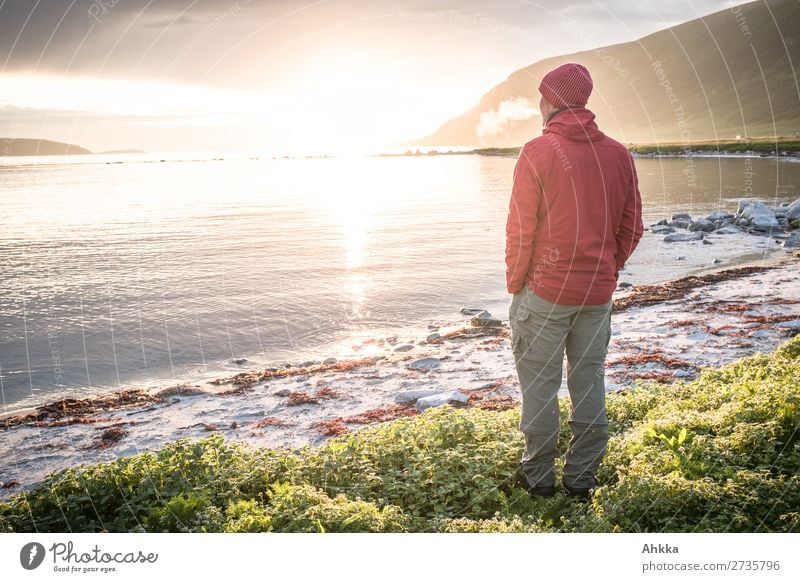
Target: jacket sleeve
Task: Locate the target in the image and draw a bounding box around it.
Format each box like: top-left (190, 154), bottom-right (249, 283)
top-left (505, 150), bottom-right (540, 294)
top-left (614, 155), bottom-right (644, 273)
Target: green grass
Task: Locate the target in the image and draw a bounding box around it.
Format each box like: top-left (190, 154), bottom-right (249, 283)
top-left (628, 137), bottom-right (800, 155)
top-left (2, 335), bottom-right (799, 533)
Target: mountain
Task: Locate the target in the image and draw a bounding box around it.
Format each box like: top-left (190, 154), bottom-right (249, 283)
top-left (415, 0), bottom-right (800, 146)
top-left (1, 139), bottom-right (92, 156)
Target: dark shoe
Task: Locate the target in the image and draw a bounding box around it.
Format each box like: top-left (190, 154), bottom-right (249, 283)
top-left (515, 471), bottom-right (557, 498)
top-left (564, 476), bottom-right (599, 500)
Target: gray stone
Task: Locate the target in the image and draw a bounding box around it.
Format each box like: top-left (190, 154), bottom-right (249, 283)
top-left (715, 225), bottom-right (741, 235)
top-left (274, 388), bottom-right (291, 397)
top-left (786, 198), bottom-right (800, 221)
top-left (460, 308), bottom-right (485, 315)
top-left (394, 344), bottom-right (415, 352)
top-left (706, 211), bottom-right (734, 221)
top-left (408, 357), bottom-right (441, 371)
top-left (688, 219), bottom-right (715, 232)
top-left (672, 369), bottom-right (692, 378)
top-left (672, 212), bottom-right (693, 221)
top-left (650, 225), bottom-right (675, 234)
top-left (416, 390), bottom-right (469, 411)
top-left (737, 198), bottom-right (759, 214)
top-left (426, 332), bottom-right (442, 343)
top-left (777, 320), bottom-right (800, 330)
top-left (751, 214), bottom-right (780, 231)
top-left (323, 357), bottom-right (338, 365)
top-left (394, 388), bottom-right (442, 404)
top-left (712, 258), bottom-right (722, 264)
top-left (668, 219), bottom-right (692, 229)
top-left (781, 235), bottom-right (800, 248)
top-left (471, 311), bottom-right (502, 327)
top-left (617, 281), bottom-right (634, 289)
top-left (703, 239), bottom-right (713, 245)
top-left (664, 231), bottom-right (705, 242)
top-left (748, 330), bottom-right (772, 339)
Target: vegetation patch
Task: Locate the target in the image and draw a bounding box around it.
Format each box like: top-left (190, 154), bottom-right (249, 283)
top-left (2, 336), bottom-right (798, 533)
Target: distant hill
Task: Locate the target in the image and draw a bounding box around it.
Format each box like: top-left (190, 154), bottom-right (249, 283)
top-left (415, 0), bottom-right (800, 146)
top-left (1, 138), bottom-right (92, 156)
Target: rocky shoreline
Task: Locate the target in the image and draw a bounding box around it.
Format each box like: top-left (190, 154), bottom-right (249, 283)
top-left (650, 197), bottom-right (800, 248)
top-left (1, 252), bottom-right (799, 496)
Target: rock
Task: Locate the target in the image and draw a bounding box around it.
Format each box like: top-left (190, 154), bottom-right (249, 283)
top-left (274, 389), bottom-right (291, 397)
top-left (654, 219), bottom-right (669, 226)
top-left (415, 390), bottom-right (469, 411)
top-left (737, 198), bottom-right (759, 214)
top-left (714, 226), bottom-right (741, 235)
top-left (471, 311), bottom-right (502, 327)
top-left (739, 201), bottom-right (779, 231)
top-left (777, 320), bottom-right (800, 330)
top-left (748, 330), bottom-right (772, 338)
top-left (394, 344), bottom-right (415, 352)
top-left (688, 219), bottom-right (715, 232)
top-left (672, 369), bottom-right (692, 378)
top-left (706, 210), bottom-right (734, 221)
top-left (672, 212), bottom-right (692, 221)
top-left (703, 239), bottom-right (713, 245)
top-left (323, 357), bottom-right (338, 365)
top-left (408, 357), bottom-right (441, 371)
top-left (712, 258), bottom-right (722, 264)
top-left (786, 198), bottom-right (800, 220)
top-left (617, 281), bottom-right (634, 289)
top-left (780, 235), bottom-right (800, 248)
top-left (299, 360), bottom-right (316, 367)
top-left (675, 256), bottom-right (687, 261)
top-left (668, 219), bottom-right (692, 229)
top-left (751, 214), bottom-right (780, 231)
top-left (426, 332), bottom-right (442, 343)
top-left (650, 225), bottom-right (675, 234)
top-left (394, 388), bottom-right (442, 404)
top-left (774, 207), bottom-right (788, 218)
top-left (664, 232), bottom-right (704, 242)
top-left (229, 357), bottom-right (250, 365)
top-left (460, 308), bottom-right (485, 315)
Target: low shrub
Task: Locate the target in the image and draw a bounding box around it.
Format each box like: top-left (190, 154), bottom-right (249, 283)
top-left (1, 335), bottom-right (798, 533)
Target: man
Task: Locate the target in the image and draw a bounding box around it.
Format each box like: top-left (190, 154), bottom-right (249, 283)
top-left (505, 63), bottom-right (643, 499)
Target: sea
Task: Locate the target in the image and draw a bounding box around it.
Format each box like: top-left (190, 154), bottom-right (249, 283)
top-left (1, 150), bottom-right (798, 415)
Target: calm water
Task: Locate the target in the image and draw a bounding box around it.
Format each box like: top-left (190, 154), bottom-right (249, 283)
top-left (1, 153), bottom-right (798, 413)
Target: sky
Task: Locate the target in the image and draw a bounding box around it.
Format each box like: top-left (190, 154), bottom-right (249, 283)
top-left (0, 0), bottom-right (753, 153)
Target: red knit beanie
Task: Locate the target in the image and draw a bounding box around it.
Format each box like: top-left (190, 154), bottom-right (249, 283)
top-left (538, 63), bottom-right (593, 107)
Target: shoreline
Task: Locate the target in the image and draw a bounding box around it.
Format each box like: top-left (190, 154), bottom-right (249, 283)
top-left (2, 251), bottom-right (799, 495)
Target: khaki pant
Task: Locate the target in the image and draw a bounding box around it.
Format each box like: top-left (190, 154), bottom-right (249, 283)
top-left (509, 286), bottom-right (612, 489)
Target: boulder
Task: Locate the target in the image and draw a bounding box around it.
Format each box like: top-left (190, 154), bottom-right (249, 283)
top-left (471, 311), bottom-right (502, 327)
top-left (781, 235), bottom-right (800, 248)
top-left (706, 210), bottom-right (734, 221)
top-left (394, 388), bottom-right (442, 404)
top-left (737, 198), bottom-right (759, 214)
top-left (751, 214), bottom-right (780, 231)
top-left (664, 232), bottom-right (705, 242)
top-left (688, 219), bottom-right (715, 232)
top-left (408, 357), bottom-right (441, 371)
top-left (668, 219), bottom-right (692, 229)
top-left (786, 198), bottom-right (800, 221)
top-left (416, 390), bottom-right (469, 411)
top-left (672, 212), bottom-right (692, 221)
top-left (650, 225), bottom-right (675, 234)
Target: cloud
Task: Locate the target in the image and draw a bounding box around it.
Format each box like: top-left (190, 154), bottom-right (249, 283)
top-left (476, 96), bottom-right (539, 139)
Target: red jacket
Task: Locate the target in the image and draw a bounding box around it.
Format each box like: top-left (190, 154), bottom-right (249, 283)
top-left (505, 107), bottom-right (643, 305)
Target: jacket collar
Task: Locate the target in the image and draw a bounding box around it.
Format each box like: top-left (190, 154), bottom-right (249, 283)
top-left (543, 107), bottom-right (605, 143)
